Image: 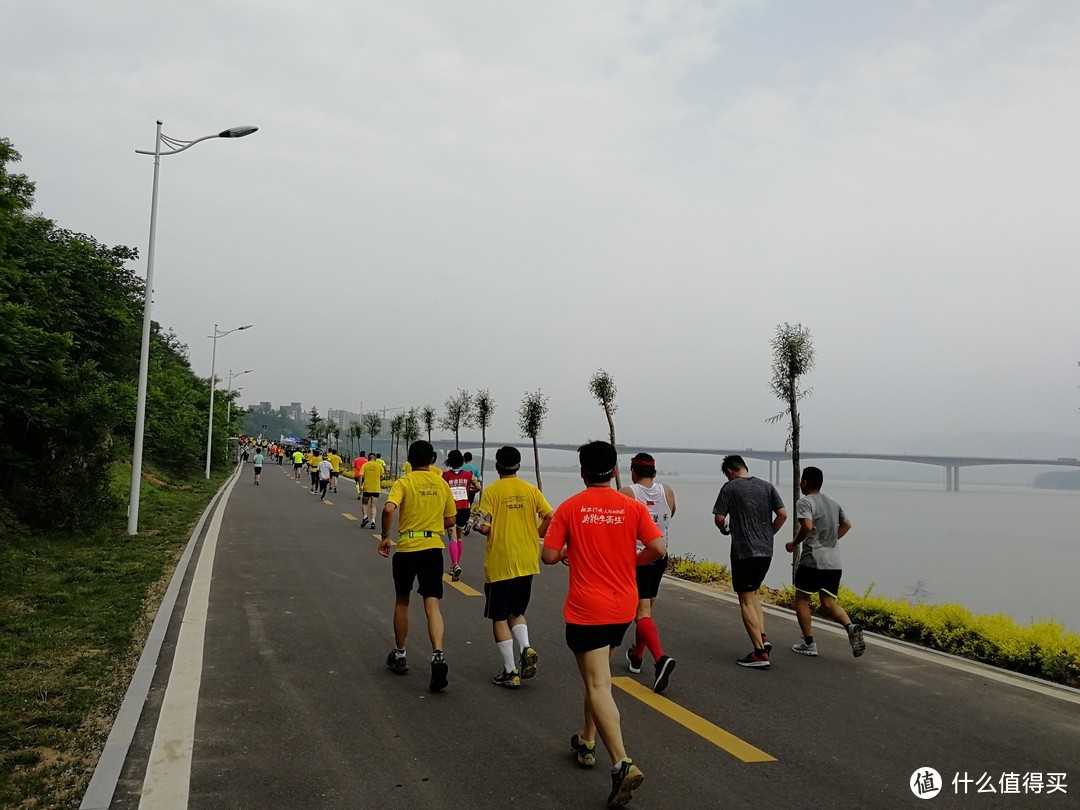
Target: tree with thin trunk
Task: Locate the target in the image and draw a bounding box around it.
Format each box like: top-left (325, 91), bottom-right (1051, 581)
top-left (474, 390), bottom-right (495, 488)
top-left (439, 389), bottom-right (474, 450)
top-left (390, 413), bottom-right (406, 476)
top-left (362, 411), bottom-right (382, 454)
top-left (349, 421), bottom-right (362, 456)
top-left (402, 408), bottom-right (421, 475)
top-left (306, 407), bottom-right (323, 442)
top-left (518, 390), bottom-right (549, 491)
top-left (588, 368), bottom-right (622, 489)
top-left (421, 405), bottom-right (436, 442)
top-left (766, 322), bottom-right (816, 566)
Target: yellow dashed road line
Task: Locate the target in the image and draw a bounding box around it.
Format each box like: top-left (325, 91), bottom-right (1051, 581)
top-left (612, 677), bottom-right (776, 763)
top-left (342, 513), bottom-right (357, 521)
top-left (442, 574), bottom-right (482, 597)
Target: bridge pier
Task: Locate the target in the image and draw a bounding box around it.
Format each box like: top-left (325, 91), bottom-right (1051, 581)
top-left (943, 466), bottom-right (961, 492)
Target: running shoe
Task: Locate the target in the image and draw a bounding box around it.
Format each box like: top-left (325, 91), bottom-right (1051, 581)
top-left (569, 734), bottom-right (596, 768)
top-left (736, 651), bottom-right (771, 668)
top-left (386, 650), bottom-right (409, 675)
top-left (429, 651), bottom-right (449, 692)
top-left (791, 641), bottom-right (819, 656)
top-left (607, 759), bottom-right (644, 808)
top-left (519, 646), bottom-right (538, 680)
top-left (450, 564), bottom-right (462, 582)
top-left (761, 634), bottom-right (773, 654)
top-left (653, 655), bottom-right (676, 694)
top-left (493, 669), bottom-right (521, 688)
top-left (848, 624), bottom-right (866, 658)
top-left (625, 647), bottom-right (642, 674)
top-left (462, 521), bottom-right (471, 537)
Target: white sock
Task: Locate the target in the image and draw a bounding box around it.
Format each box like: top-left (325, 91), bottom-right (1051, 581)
top-left (394, 648), bottom-right (405, 658)
top-left (511, 622), bottom-right (530, 651)
top-left (497, 639), bottom-right (516, 673)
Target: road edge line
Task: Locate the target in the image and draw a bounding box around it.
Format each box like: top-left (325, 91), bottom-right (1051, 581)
top-left (79, 464), bottom-right (242, 810)
top-left (137, 465), bottom-right (243, 808)
top-left (662, 575), bottom-right (1080, 705)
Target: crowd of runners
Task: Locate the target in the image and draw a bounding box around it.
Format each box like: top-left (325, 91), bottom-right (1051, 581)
top-left (239, 436), bottom-right (863, 808)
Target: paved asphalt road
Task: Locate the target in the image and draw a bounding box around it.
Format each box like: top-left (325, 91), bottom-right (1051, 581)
top-left (105, 463), bottom-right (1080, 809)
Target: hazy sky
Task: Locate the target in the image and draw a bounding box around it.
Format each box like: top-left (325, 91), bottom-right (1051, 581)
top-left (5, 1), bottom-right (1079, 452)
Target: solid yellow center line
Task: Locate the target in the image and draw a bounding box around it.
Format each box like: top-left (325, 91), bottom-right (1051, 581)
top-left (611, 677), bottom-right (776, 763)
top-left (442, 574), bottom-right (482, 597)
top-left (342, 513), bottom-right (357, 521)
top-left (322, 500), bottom-right (334, 505)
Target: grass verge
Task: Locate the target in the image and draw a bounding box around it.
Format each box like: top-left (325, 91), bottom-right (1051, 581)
top-left (667, 553), bottom-right (1080, 689)
top-left (0, 462), bottom-right (233, 808)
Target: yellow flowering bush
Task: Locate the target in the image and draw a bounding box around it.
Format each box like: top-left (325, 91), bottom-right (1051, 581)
top-left (666, 555), bottom-right (1079, 686)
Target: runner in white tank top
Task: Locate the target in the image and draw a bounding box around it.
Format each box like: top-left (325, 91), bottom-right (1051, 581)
top-left (619, 453), bottom-right (677, 694)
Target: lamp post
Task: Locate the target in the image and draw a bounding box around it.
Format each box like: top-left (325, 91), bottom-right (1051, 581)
top-left (205, 326), bottom-right (253, 479)
top-left (225, 368), bottom-right (253, 424)
top-left (227, 387), bottom-right (244, 426)
top-left (127, 121), bottom-right (258, 535)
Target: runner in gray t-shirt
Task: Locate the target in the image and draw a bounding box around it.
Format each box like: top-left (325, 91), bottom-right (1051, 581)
top-left (712, 455), bottom-right (786, 669)
top-left (785, 466), bottom-right (865, 659)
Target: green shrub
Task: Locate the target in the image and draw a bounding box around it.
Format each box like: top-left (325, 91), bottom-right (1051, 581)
top-left (767, 581), bottom-right (1080, 688)
top-left (668, 554), bottom-right (730, 585)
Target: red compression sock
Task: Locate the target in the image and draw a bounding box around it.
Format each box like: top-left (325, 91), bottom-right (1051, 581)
top-left (635, 617), bottom-right (663, 661)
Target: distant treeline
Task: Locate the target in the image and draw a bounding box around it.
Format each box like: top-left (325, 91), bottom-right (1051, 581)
top-left (1033, 470), bottom-right (1080, 491)
top-left (0, 137), bottom-right (241, 531)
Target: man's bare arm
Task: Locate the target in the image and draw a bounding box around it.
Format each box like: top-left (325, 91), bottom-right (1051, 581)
top-left (636, 536), bottom-right (666, 566)
top-left (665, 484), bottom-right (676, 516)
top-left (837, 520), bottom-right (852, 539)
top-left (541, 546), bottom-right (564, 565)
top-left (771, 507), bottom-right (788, 535)
top-left (537, 510), bottom-right (554, 538)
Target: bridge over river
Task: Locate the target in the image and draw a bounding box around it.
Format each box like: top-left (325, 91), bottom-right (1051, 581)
top-left (431, 441), bottom-right (1080, 491)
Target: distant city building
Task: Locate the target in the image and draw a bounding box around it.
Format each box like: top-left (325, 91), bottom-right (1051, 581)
top-left (327, 408), bottom-right (362, 430)
top-left (258, 401), bottom-right (272, 413)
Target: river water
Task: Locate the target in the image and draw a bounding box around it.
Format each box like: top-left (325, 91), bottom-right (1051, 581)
top-left (528, 471), bottom-right (1079, 631)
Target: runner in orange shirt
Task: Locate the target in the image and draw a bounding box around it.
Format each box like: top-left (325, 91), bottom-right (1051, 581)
top-left (542, 441), bottom-right (666, 808)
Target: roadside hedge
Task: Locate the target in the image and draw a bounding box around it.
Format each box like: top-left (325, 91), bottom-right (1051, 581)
top-left (667, 554), bottom-right (1080, 688)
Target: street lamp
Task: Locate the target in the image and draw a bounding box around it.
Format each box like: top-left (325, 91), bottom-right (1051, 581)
top-left (205, 326), bottom-right (253, 479)
top-left (127, 120), bottom-right (258, 535)
top-left (225, 369), bottom-right (253, 424)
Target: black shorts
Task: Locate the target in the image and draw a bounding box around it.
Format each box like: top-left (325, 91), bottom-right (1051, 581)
top-left (467, 491), bottom-right (477, 506)
top-left (294, 463), bottom-right (302, 469)
top-left (731, 555), bottom-right (772, 593)
top-left (392, 548), bottom-right (444, 599)
top-left (253, 467), bottom-right (262, 475)
top-left (455, 508), bottom-right (471, 528)
top-left (330, 471), bottom-right (339, 479)
top-left (484, 576), bottom-right (533, 621)
top-left (362, 492), bottom-right (380, 502)
top-left (565, 621), bottom-right (632, 654)
top-left (793, 566), bottom-right (842, 598)
top-left (636, 555), bottom-right (668, 600)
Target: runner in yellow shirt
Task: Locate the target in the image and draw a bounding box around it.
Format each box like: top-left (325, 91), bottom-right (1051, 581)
top-left (308, 450), bottom-right (323, 494)
top-left (292, 449), bottom-right (304, 480)
top-left (477, 446), bottom-right (554, 687)
top-left (327, 449), bottom-right (343, 494)
top-left (378, 440), bottom-right (456, 692)
top-left (359, 456), bottom-right (384, 528)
